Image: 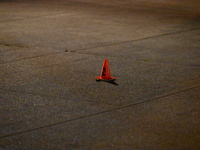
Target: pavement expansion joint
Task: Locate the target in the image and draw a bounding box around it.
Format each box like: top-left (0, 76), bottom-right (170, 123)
top-left (65, 49), bottom-right (101, 56)
top-left (138, 59), bottom-right (200, 67)
top-left (1, 85), bottom-right (199, 139)
top-left (0, 12), bottom-right (70, 24)
top-left (0, 43), bottom-right (29, 48)
top-left (1, 1), bottom-right (199, 148)
top-left (66, 27), bottom-right (200, 53)
top-left (0, 51), bottom-right (62, 65)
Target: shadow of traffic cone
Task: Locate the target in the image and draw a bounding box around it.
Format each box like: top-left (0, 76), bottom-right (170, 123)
top-left (96, 59), bottom-right (116, 81)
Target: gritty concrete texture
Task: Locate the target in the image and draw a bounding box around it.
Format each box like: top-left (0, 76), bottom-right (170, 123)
top-left (0, 0), bottom-right (200, 150)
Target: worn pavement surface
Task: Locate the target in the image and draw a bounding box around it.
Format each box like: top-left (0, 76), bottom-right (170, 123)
top-left (0, 0), bottom-right (200, 149)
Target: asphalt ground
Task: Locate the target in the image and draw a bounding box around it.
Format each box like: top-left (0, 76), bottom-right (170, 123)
top-left (0, 0), bottom-right (200, 149)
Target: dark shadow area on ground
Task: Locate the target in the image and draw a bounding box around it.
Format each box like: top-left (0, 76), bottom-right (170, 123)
top-left (96, 80), bottom-right (118, 86)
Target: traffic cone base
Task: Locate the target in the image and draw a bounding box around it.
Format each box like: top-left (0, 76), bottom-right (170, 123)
top-left (95, 76), bottom-right (116, 81)
top-left (95, 59), bottom-right (116, 81)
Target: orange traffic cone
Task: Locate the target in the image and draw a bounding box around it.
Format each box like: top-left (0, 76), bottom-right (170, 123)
top-left (96, 59), bottom-right (116, 81)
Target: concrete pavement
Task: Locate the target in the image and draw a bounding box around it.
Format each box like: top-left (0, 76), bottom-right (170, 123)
top-left (0, 0), bottom-right (200, 149)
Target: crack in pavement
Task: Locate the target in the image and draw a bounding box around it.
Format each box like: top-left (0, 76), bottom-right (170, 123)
top-left (70, 27), bottom-right (200, 52)
top-left (0, 85), bottom-right (199, 139)
top-left (1, 27), bottom-right (199, 65)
